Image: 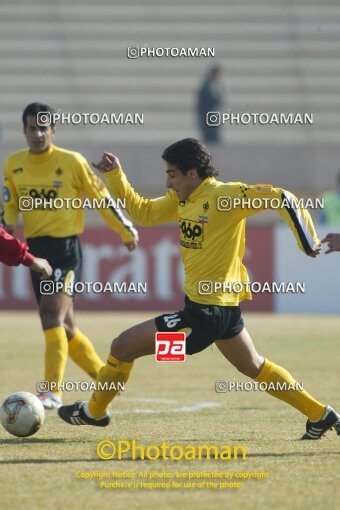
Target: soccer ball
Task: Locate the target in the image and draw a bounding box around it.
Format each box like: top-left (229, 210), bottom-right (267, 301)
top-left (0, 392), bottom-right (45, 437)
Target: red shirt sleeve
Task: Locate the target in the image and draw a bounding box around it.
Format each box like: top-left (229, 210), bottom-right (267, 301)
top-left (0, 227), bottom-right (35, 267)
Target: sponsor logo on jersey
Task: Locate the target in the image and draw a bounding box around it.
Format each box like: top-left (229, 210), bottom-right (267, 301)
top-left (179, 218), bottom-right (204, 249)
top-left (179, 219), bottom-right (203, 240)
top-left (13, 168), bottom-right (23, 174)
top-left (17, 186), bottom-right (59, 209)
top-left (28, 188), bottom-right (58, 199)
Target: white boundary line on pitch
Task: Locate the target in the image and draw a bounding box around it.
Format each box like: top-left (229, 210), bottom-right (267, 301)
top-left (123, 397), bottom-right (178, 404)
top-left (109, 401), bottom-right (221, 415)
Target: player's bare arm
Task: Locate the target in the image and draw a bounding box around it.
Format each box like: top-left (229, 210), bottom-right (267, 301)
top-left (307, 243), bottom-right (322, 257)
top-left (321, 233), bottom-right (340, 253)
top-left (30, 258), bottom-right (53, 279)
top-left (92, 152), bottom-right (120, 173)
top-left (91, 153), bottom-right (138, 251)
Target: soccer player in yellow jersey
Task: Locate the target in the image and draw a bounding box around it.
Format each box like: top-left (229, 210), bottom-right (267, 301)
top-left (2, 102), bottom-right (138, 410)
top-left (59, 138), bottom-right (339, 439)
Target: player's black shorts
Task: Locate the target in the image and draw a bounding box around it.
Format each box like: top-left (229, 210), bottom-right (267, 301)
top-left (26, 235), bottom-right (82, 303)
top-left (155, 296), bottom-right (244, 355)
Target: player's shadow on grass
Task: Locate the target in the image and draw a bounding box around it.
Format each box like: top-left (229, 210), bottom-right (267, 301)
top-left (0, 458), bottom-right (103, 464)
top-left (246, 451), bottom-right (340, 458)
top-left (1, 451), bottom-right (340, 465)
top-left (0, 438), bottom-right (83, 445)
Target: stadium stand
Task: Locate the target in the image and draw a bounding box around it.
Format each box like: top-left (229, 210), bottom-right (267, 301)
top-left (0, 0), bottom-right (339, 147)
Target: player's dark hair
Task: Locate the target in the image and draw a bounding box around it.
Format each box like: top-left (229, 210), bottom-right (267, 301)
top-left (22, 102), bottom-right (56, 128)
top-left (162, 138), bottom-right (218, 178)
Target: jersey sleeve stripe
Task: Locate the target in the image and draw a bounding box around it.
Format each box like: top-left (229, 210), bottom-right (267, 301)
top-left (105, 197), bottom-right (138, 238)
top-left (281, 191), bottom-right (316, 254)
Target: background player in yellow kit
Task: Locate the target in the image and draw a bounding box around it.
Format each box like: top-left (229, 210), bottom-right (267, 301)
top-left (2, 102), bottom-right (138, 410)
top-left (58, 138), bottom-right (339, 439)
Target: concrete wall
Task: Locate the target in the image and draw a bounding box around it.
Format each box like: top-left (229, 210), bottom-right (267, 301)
top-left (1, 142), bottom-right (339, 198)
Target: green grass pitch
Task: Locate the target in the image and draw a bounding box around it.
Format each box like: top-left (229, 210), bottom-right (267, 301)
top-left (0, 311), bottom-right (339, 509)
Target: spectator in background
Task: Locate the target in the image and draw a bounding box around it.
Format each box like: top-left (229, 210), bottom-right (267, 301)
top-left (319, 171), bottom-right (340, 224)
top-left (196, 65), bottom-right (226, 144)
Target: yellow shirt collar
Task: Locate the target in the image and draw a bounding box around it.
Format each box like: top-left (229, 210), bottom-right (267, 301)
top-left (187, 177), bottom-right (215, 201)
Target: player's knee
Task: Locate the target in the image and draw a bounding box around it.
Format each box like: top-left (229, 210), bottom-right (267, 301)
top-left (64, 322), bottom-right (76, 340)
top-left (39, 306), bottom-right (64, 330)
top-left (110, 333), bottom-right (132, 361)
top-left (235, 358), bottom-right (263, 378)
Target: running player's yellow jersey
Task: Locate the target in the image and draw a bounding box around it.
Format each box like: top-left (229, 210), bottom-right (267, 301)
top-left (2, 145), bottom-right (137, 242)
top-left (104, 166), bottom-right (319, 306)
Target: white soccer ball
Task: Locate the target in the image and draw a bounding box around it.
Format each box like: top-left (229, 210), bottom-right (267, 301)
top-left (0, 391), bottom-right (45, 437)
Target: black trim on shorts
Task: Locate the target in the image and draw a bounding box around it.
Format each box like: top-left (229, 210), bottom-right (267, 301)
top-left (154, 296), bottom-right (244, 355)
top-left (27, 235), bottom-right (82, 303)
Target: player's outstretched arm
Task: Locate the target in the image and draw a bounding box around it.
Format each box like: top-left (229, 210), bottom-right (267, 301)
top-left (321, 233), bottom-right (340, 254)
top-left (92, 152), bottom-right (178, 227)
top-left (77, 153), bottom-right (138, 247)
top-left (273, 188), bottom-right (321, 257)
top-left (237, 184), bottom-right (321, 257)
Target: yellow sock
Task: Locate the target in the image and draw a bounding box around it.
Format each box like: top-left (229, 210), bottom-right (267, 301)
top-left (44, 327), bottom-right (68, 398)
top-left (88, 354), bottom-right (133, 418)
top-left (68, 329), bottom-right (104, 380)
top-left (254, 358), bottom-right (326, 421)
